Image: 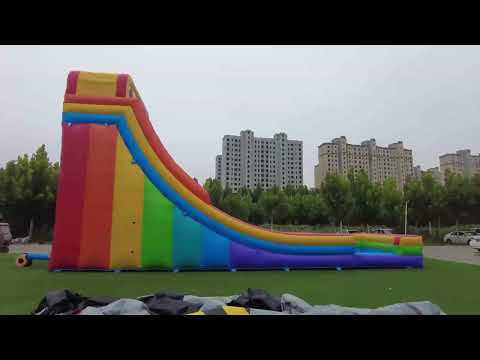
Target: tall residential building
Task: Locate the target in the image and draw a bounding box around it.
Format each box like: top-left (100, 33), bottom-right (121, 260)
top-left (314, 136), bottom-right (414, 190)
top-left (413, 165), bottom-right (422, 180)
top-left (439, 149), bottom-right (480, 181)
top-left (426, 167), bottom-right (443, 184)
top-left (216, 130), bottom-right (303, 192)
top-left (215, 155), bottom-right (222, 180)
top-left (413, 165), bottom-right (444, 184)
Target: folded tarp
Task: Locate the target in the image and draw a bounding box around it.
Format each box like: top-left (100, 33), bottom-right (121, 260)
top-left (32, 288), bottom-right (444, 315)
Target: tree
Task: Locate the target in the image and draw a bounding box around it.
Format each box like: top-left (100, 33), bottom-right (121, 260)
top-left (290, 193), bottom-right (308, 225)
top-left (273, 193), bottom-right (291, 224)
top-left (0, 145), bottom-right (59, 239)
top-left (284, 184), bottom-right (296, 197)
top-left (404, 177), bottom-right (427, 227)
top-left (444, 171), bottom-right (474, 226)
top-left (296, 185), bottom-right (310, 196)
top-left (321, 174), bottom-right (353, 227)
top-left (252, 184), bottom-right (263, 203)
top-left (203, 178), bottom-right (223, 208)
top-left (421, 173), bottom-right (447, 228)
top-left (220, 193), bottom-right (250, 221)
top-left (258, 191), bottom-right (290, 227)
top-left (380, 178), bottom-right (403, 227)
top-left (471, 174), bottom-right (480, 224)
top-left (350, 170), bottom-right (382, 226)
top-left (249, 202), bottom-right (265, 225)
top-left (222, 184), bottom-right (233, 202)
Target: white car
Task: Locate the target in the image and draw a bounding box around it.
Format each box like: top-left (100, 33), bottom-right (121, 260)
top-left (470, 238), bottom-right (480, 252)
top-left (443, 231), bottom-right (479, 245)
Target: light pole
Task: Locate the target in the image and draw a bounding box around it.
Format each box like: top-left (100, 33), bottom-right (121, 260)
top-left (404, 200), bottom-right (408, 235)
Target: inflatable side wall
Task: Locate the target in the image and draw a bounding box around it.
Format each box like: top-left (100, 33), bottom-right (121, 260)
top-left (49, 71), bottom-right (423, 271)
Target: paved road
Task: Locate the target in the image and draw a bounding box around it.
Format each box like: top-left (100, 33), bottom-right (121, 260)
top-left (424, 245), bottom-right (480, 266)
top-left (8, 244), bottom-right (51, 254)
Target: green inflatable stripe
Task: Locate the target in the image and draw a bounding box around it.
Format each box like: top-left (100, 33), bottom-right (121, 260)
top-left (358, 240), bottom-right (423, 256)
top-left (394, 246), bottom-right (423, 256)
top-left (141, 178), bottom-right (173, 268)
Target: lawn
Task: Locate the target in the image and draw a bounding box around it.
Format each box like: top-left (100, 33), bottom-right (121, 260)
top-left (1, 254), bottom-right (479, 314)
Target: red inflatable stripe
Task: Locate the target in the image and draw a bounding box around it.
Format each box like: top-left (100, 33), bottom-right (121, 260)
top-left (49, 123), bottom-right (91, 270)
top-left (116, 74), bottom-right (129, 97)
top-left (66, 71), bottom-right (80, 95)
top-left (78, 125), bottom-right (118, 269)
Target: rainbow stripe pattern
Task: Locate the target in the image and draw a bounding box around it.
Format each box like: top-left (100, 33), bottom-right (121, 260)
top-left (49, 71), bottom-right (423, 271)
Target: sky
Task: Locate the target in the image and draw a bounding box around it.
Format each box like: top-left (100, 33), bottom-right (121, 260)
top-left (1, 45), bottom-right (480, 187)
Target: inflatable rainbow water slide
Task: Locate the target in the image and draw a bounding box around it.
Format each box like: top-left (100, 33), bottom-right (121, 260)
top-left (49, 71), bottom-right (423, 271)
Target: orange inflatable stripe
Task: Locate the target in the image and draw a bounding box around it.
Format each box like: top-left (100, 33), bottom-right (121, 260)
top-left (78, 124), bottom-right (117, 269)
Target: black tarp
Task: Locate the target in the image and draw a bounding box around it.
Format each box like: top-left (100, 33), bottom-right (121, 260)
top-left (228, 288), bottom-right (281, 311)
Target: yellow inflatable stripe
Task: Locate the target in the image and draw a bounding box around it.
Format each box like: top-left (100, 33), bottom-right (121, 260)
top-left (63, 102), bottom-right (421, 246)
top-left (110, 138), bottom-right (144, 268)
top-left (76, 72), bottom-right (118, 97)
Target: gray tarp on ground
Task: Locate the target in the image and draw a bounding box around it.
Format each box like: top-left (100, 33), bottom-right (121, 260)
top-left (29, 287), bottom-right (440, 315)
top-left (279, 293), bottom-right (444, 315)
top-left (79, 295), bottom-right (443, 315)
top-left (81, 299), bottom-right (151, 315)
top-left (183, 295), bottom-right (240, 312)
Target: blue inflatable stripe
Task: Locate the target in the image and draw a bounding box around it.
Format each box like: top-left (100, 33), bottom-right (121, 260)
top-left (201, 227), bottom-right (231, 268)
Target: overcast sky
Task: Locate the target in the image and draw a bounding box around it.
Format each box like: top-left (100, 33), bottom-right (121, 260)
top-left (1, 45), bottom-right (480, 187)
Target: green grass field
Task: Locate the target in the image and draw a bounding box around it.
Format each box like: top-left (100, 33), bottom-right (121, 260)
top-left (1, 254), bottom-right (479, 314)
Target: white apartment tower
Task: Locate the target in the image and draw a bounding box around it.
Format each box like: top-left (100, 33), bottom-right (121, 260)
top-left (215, 155), bottom-right (222, 180)
top-left (314, 136), bottom-right (414, 190)
top-left (216, 130), bottom-right (303, 192)
top-left (439, 149), bottom-right (480, 181)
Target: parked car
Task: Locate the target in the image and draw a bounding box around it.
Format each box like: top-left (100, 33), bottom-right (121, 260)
top-left (0, 222), bottom-right (12, 253)
top-left (342, 228), bottom-right (362, 234)
top-left (443, 231), bottom-right (480, 245)
top-left (372, 228), bottom-right (393, 234)
top-left (470, 238), bottom-right (480, 252)
top-left (470, 228), bottom-right (480, 235)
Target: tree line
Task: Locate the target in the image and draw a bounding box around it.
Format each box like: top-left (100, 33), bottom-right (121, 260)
top-left (1, 145), bottom-right (480, 240)
top-left (0, 145), bottom-right (59, 240)
top-left (204, 169), bottom-right (480, 230)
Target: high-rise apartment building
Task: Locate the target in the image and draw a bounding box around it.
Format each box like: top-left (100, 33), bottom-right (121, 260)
top-left (314, 136), bottom-right (414, 190)
top-left (215, 130), bottom-right (303, 192)
top-left (426, 167), bottom-right (443, 184)
top-left (215, 155), bottom-right (222, 180)
top-left (413, 165), bottom-right (422, 180)
top-left (439, 149), bottom-right (480, 181)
